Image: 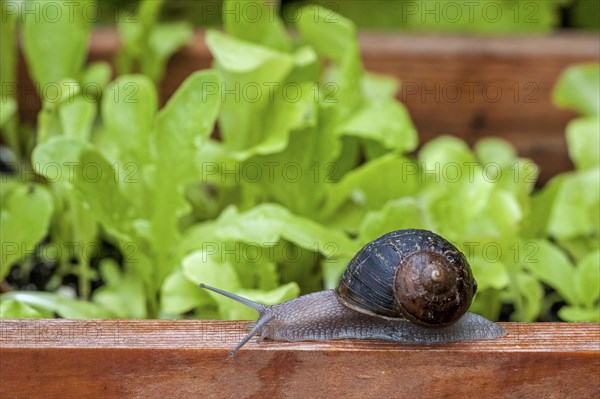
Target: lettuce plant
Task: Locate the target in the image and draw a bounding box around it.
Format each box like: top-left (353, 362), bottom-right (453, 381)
top-left (0, 0), bottom-right (598, 322)
top-left (116, 0), bottom-right (193, 83)
top-left (523, 64), bottom-right (600, 321)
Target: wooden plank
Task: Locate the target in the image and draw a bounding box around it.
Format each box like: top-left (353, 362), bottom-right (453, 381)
top-left (14, 30), bottom-right (600, 182)
top-left (1, 320), bottom-right (598, 399)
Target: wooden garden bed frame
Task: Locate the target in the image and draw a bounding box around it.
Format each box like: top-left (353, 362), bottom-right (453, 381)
top-left (16, 29), bottom-right (600, 182)
top-left (1, 319), bottom-right (598, 398)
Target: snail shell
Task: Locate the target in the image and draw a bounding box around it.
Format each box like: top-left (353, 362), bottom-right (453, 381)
top-left (336, 229), bottom-right (476, 327)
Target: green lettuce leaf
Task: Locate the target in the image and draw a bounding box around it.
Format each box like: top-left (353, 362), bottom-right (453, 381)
top-left (182, 249), bottom-right (300, 319)
top-left (179, 203), bottom-right (357, 291)
top-left (558, 306), bottom-right (600, 322)
top-left (0, 291), bottom-right (113, 319)
top-left (359, 197), bottom-right (430, 244)
top-left (92, 260), bottom-right (147, 318)
top-left (522, 240), bottom-right (578, 305)
top-left (323, 154), bottom-right (420, 217)
top-left (73, 148), bottom-right (136, 242)
top-left (0, 299), bottom-right (43, 318)
top-left (0, 0), bottom-right (18, 151)
top-left (102, 75), bottom-right (158, 164)
top-left (146, 22), bottom-right (193, 81)
top-left (206, 29), bottom-right (295, 150)
top-left (547, 169), bottom-right (599, 241)
top-left (566, 116), bottom-right (600, 170)
top-left (0, 184), bottom-right (54, 279)
top-left (336, 99), bottom-right (417, 154)
top-left (223, 0), bottom-right (291, 52)
top-left (117, 0), bottom-right (192, 83)
top-left (512, 272), bottom-right (543, 322)
top-left (148, 70), bottom-right (221, 284)
top-left (160, 269), bottom-right (209, 315)
top-left (22, 0), bottom-right (91, 90)
top-left (553, 63), bottom-right (600, 116)
top-left (574, 250), bottom-right (600, 308)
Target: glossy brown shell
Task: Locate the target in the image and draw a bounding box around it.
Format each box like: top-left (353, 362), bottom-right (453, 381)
top-left (335, 229), bottom-right (476, 327)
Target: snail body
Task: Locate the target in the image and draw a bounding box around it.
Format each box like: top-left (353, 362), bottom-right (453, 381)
top-left (200, 229), bottom-right (506, 356)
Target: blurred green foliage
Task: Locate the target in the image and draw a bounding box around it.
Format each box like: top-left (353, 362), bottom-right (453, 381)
top-left (97, 0), bottom-right (598, 32)
top-left (293, 0), bottom-right (571, 33)
top-left (0, 0), bottom-right (598, 322)
top-left (571, 0), bottom-right (600, 31)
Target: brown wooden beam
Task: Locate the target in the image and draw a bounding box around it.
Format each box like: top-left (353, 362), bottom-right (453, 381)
top-left (1, 319), bottom-right (598, 398)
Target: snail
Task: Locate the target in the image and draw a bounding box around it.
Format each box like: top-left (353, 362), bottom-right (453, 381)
top-left (199, 229), bottom-right (506, 356)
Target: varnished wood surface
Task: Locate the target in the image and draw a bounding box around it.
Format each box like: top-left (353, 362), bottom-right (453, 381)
top-left (15, 30), bottom-right (600, 182)
top-left (1, 319), bottom-right (599, 398)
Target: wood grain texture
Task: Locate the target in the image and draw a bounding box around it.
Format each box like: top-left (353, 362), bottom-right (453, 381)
top-left (14, 30), bottom-right (599, 182)
top-left (1, 320), bottom-right (598, 399)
